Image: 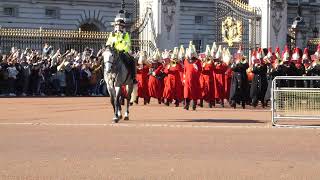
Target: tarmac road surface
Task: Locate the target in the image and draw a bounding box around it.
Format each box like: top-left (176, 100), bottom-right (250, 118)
top-left (0, 98), bottom-right (319, 180)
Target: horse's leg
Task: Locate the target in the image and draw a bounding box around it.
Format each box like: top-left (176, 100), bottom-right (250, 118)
top-left (106, 83), bottom-right (118, 121)
top-left (114, 86), bottom-right (122, 122)
top-left (124, 84), bottom-right (133, 121)
top-left (118, 88), bottom-right (123, 119)
top-left (110, 95), bottom-right (115, 113)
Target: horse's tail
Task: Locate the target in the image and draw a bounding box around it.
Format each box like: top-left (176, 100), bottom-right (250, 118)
top-left (130, 83), bottom-right (138, 103)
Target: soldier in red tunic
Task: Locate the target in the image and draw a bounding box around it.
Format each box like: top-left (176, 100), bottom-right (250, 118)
top-left (222, 47), bottom-right (233, 102)
top-left (183, 44), bottom-right (202, 110)
top-left (135, 51), bottom-right (150, 105)
top-left (178, 45), bottom-right (186, 91)
top-left (199, 45), bottom-right (215, 108)
top-left (163, 48), bottom-right (184, 107)
top-left (148, 49), bottom-right (164, 104)
top-left (213, 45), bottom-right (228, 107)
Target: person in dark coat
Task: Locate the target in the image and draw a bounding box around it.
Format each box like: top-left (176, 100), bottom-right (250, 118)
top-left (19, 53), bottom-right (32, 96)
top-left (64, 63), bottom-right (76, 96)
top-left (291, 47), bottom-right (305, 87)
top-left (264, 47), bottom-right (286, 103)
top-left (79, 63), bottom-right (91, 96)
top-left (280, 45), bottom-right (296, 88)
top-left (229, 46), bottom-right (249, 109)
top-left (302, 48), bottom-right (312, 88)
top-left (308, 46), bottom-right (320, 88)
top-left (28, 55), bottom-right (45, 96)
top-left (250, 48), bottom-right (268, 108)
top-left (307, 64), bottom-right (320, 88)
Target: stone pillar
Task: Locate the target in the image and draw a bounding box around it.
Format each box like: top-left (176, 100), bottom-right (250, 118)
top-left (159, 0), bottom-right (180, 50)
top-left (270, 0), bottom-right (287, 50)
top-left (139, 0), bottom-right (180, 50)
top-left (249, 0), bottom-right (287, 49)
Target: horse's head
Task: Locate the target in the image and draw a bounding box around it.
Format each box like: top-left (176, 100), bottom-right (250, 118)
top-left (103, 46), bottom-right (116, 73)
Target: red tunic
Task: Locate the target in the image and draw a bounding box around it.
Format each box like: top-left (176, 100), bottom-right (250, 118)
top-left (224, 67), bottom-right (233, 100)
top-left (179, 62), bottom-right (185, 84)
top-left (213, 63), bottom-right (228, 99)
top-left (163, 63), bottom-right (183, 101)
top-left (136, 65), bottom-right (149, 99)
top-left (148, 63), bottom-right (164, 99)
top-left (184, 59), bottom-right (202, 100)
top-left (200, 62), bottom-right (215, 101)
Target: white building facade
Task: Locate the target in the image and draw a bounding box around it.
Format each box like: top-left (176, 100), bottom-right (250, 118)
top-left (0, 0), bottom-right (135, 31)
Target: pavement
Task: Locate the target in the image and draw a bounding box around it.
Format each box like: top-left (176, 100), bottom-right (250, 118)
top-left (0, 98), bottom-right (319, 180)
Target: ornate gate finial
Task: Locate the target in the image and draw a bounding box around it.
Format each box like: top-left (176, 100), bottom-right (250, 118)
top-left (121, 0), bottom-right (125, 10)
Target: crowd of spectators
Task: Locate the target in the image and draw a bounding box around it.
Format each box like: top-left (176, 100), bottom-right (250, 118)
top-left (0, 44), bottom-right (106, 97)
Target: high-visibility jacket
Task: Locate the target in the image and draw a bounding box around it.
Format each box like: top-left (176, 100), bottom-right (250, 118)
top-left (106, 32), bottom-right (131, 53)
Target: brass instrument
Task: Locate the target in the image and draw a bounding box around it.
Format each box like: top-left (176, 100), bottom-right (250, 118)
top-left (170, 60), bottom-right (177, 66)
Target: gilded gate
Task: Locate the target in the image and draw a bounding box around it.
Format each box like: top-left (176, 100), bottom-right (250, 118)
top-left (215, 0), bottom-right (261, 57)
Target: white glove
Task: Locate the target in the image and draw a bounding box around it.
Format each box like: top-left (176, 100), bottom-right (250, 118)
top-left (193, 63), bottom-right (198, 71)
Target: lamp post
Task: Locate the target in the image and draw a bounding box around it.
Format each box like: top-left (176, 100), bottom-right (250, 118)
top-left (121, 0), bottom-right (125, 10)
top-left (291, 0), bottom-right (307, 48)
top-left (313, 11), bottom-right (318, 38)
top-left (313, 27), bottom-right (319, 38)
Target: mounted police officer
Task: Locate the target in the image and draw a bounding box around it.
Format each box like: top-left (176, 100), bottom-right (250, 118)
top-left (106, 10), bottom-right (137, 83)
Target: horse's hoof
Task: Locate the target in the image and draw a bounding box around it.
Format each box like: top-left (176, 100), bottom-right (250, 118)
top-left (118, 115), bottom-right (123, 119)
top-left (112, 118), bottom-right (119, 123)
top-left (124, 116), bottom-right (129, 121)
top-left (130, 103), bottom-right (133, 106)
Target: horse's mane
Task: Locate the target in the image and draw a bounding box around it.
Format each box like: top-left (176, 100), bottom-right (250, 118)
top-left (105, 47), bottom-right (128, 73)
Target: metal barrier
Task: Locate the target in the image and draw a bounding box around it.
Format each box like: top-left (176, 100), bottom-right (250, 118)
top-left (0, 27), bottom-right (156, 55)
top-left (271, 76), bottom-right (320, 127)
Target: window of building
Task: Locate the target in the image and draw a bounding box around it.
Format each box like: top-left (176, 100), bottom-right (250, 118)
top-left (193, 40), bottom-right (202, 53)
top-left (195, 16), bottom-right (203, 25)
top-left (45, 8), bottom-right (59, 18)
top-left (4, 7), bottom-right (16, 16)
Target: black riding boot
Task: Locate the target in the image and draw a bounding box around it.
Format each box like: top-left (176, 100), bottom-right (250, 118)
top-left (242, 101), bottom-right (246, 109)
top-left (128, 57), bottom-right (137, 84)
top-left (192, 100), bottom-right (197, 111)
top-left (184, 99), bottom-right (190, 110)
top-left (131, 66), bottom-right (137, 84)
top-left (122, 52), bottom-right (137, 84)
top-left (199, 99), bottom-right (204, 108)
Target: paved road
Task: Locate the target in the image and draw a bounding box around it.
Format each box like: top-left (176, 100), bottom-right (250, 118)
top-left (0, 98), bottom-right (319, 180)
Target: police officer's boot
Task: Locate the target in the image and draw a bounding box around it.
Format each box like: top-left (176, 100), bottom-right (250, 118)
top-left (131, 63), bottom-right (138, 84)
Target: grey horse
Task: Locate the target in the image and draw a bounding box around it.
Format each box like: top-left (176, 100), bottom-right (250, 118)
top-left (103, 47), bottom-right (134, 123)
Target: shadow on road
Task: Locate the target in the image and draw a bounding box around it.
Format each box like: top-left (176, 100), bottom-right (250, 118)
top-left (173, 119), bottom-right (265, 124)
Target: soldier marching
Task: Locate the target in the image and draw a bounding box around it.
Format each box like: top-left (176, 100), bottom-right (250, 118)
top-left (128, 42), bottom-right (320, 110)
